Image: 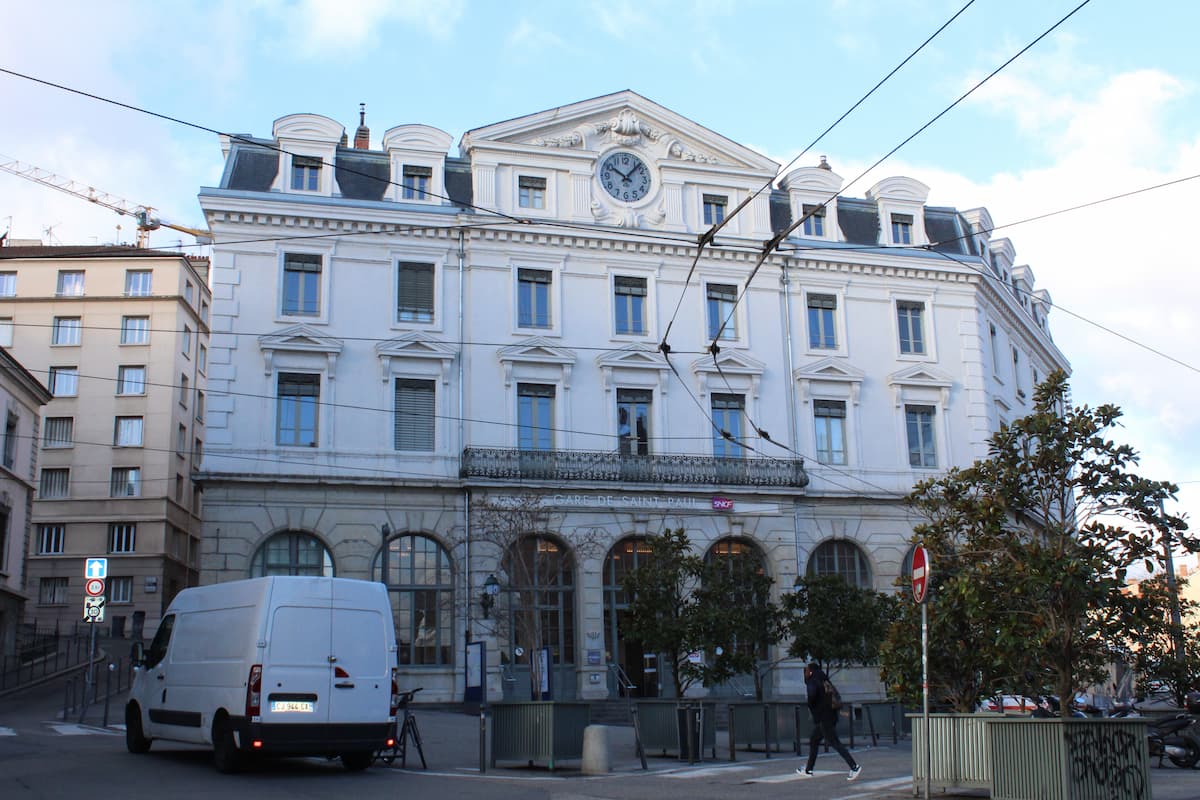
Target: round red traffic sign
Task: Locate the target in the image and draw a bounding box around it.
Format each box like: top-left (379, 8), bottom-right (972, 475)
top-left (911, 546), bottom-right (930, 604)
top-left (85, 578), bottom-right (105, 596)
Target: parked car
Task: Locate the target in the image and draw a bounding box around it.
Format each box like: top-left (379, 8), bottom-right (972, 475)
top-left (979, 694), bottom-right (1039, 713)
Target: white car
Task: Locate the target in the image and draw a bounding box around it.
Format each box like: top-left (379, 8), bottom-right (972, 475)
top-left (979, 694), bottom-right (1039, 713)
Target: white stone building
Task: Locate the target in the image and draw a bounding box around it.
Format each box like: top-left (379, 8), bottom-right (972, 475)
top-left (196, 92), bottom-right (1068, 703)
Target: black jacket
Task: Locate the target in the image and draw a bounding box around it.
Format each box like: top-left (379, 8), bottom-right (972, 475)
top-left (805, 667), bottom-right (837, 724)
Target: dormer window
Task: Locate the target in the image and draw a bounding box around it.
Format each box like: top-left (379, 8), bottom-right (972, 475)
top-left (891, 213), bottom-right (913, 245)
top-left (703, 194), bottom-right (727, 225)
top-left (402, 165), bottom-right (432, 200)
top-left (519, 176), bottom-right (546, 209)
top-left (802, 204), bottom-right (826, 237)
top-left (291, 156), bottom-right (322, 191)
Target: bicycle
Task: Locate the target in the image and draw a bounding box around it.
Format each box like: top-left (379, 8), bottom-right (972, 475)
top-left (376, 687), bottom-right (426, 768)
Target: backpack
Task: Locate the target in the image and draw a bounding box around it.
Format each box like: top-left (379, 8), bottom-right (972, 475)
top-left (823, 678), bottom-right (843, 711)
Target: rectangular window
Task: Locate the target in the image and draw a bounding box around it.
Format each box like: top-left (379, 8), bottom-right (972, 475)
top-left (517, 383), bottom-right (555, 451)
top-left (110, 468), bottom-right (141, 498)
top-left (616, 388), bottom-right (651, 456)
top-left (394, 379), bottom-right (435, 451)
top-left (193, 438), bottom-right (202, 471)
top-left (177, 423), bottom-right (187, 458)
top-left (38, 523), bottom-right (65, 554)
top-left (291, 156), bottom-right (321, 191)
top-left (277, 372), bottom-right (319, 447)
top-left (114, 416), bottom-right (143, 447)
top-left (517, 268), bottom-right (552, 328)
top-left (891, 213), bottom-right (913, 245)
top-left (121, 316), bottom-right (149, 345)
top-left (200, 300), bottom-right (209, 324)
top-left (518, 176), bottom-right (546, 209)
top-left (3, 412), bottom-right (15, 469)
top-left (282, 253), bottom-right (322, 316)
top-left (175, 474), bottom-right (184, 503)
top-left (402, 165), bottom-right (432, 200)
top-left (39, 468), bottom-right (69, 498)
top-left (184, 280), bottom-right (194, 305)
top-left (711, 393), bottom-right (745, 458)
top-left (182, 325), bottom-right (192, 357)
top-left (0, 316), bottom-right (12, 347)
top-left (703, 194), bottom-right (727, 225)
top-left (397, 262), bottom-right (435, 322)
top-left (198, 344), bottom-right (207, 373)
top-left (39, 577), bottom-right (69, 605)
top-left (195, 390), bottom-right (205, 421)
top-left (49, 366), bottom-right (78, 397)
top-left (0, 507), bottom-right (6, 573)
top-left (614, 276), bottom-right (647, 335)
top-left (1012, 347), bottom-right (1024, 396)
top-left (802, 203), bottom-right (826, 237)
top-left (108, 576), bottom-right (132, 604)
top-left (905, 404), bottom-right (937, 468)
top-left (807, 294), bottom-right (837, 349)
top-left (125, 270), bottom-right (152, 296)
top-left (109, 522), bottom-right (136, 553)
top-left (897, 301), bottom-right (926, 355)
top-left (0, 272), bottom-right (15, 297)
top-left (813, 399), bottom-right (847, 465)
top-left (56, 270), bottom-right (85, 296)
top-left (43, 417), bottom-right (74, 448)
top-left (706, 283), bottom-right (737, 340)
top-left (51, 317), bottom-right (81, 345)
top-left (179, 374), bottom-right (189, 407)
top-left (117, 365), bottom-right (146, 395)
top-left (989, 323), bottom-right (999, 375)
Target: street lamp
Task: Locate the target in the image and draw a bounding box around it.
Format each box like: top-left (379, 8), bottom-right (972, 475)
top-left (380, 523), bottom-right (391, 587)
top-left (480, 574), bottom-right (500, 619)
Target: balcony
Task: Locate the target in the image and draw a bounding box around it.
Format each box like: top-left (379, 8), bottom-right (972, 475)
top-left (460, 447), bottom-right (808, 489)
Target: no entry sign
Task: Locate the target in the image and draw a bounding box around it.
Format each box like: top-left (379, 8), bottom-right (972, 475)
top-left (911, 546), bottom-right (931, 604)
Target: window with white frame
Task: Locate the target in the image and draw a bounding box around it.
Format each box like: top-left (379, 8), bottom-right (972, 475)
top-left (3, 412), bottom-right (15, 469)
top-left (402, 165), bottom-right (431, 200)
top-left (517, 268), bottom-right (552, 329)
top-left (394, 379), bottom-right (435, 451)
top-left (1012, 347), bottom-right (1023, 396)
top-left (177, 423), bottom-right (187, 458)
top-left (807, 540), bottom-right (872, 588)
top-left (291, 156), bottom-right (321, 191)
top-left (39, 468), bottom-right (69, 498)
top-left (39, 576), bottom-right (69, 604)
top-left (0, 316), bottom-right (12, 347)
top-left (110, 468), bottom-right (141, 498)
top-left (51, 317), bottom-right (81, 346)
top-left (198, 344), bottom-right (207, 373)
top-left (0, 272), bottom-right (15, 297)
top-left (807, 294), bottom-right (837, 349)
top-left (517, 383), bottom-right (554, 450)
top-left (117, 365), bottom-right (145, 395)
top-left (711, 393), bottom-right (745, 458)
top-left (182, 325), bottom-right (192, 357)
top-left (179, 374), bottom-right (189, 408)
top-left (184, 280), bottom-right (194, 305)
top-left (49, 366), bottom-right (78, 397)
top-left (989, 323), bottom-right (999, 375)
top-left (518, 176), bottom-right (546, 209)
top-left (905, 404), bottom-right (937, 468)
top-left (114, 416), bottom-right (143, 447)
top-left (397, 262), bottom-right (435, 322)
top-left (56, 270), bottom-right (85, 296)
top-left (0, 507), bottom-right (7, 572)
top-left (109, 522), bottom-right (136, 553)
top-left (706, 283), bottom-right (737, 340)
top-left (38, 523), bottom-right (65, 554)
top-left (614, 276), bottom-right (647, 335)
top-left (897, 301), bottom-right (926, 355)
top-left (121, 316), bottom-right (149, 345)
top-left (43, 417), bottom-right (73, 448)
top-left (195, 390), bottom-right (205, 421)
top-left (813, 399), bottom-right (847, 465)
top-left (891, 213), bottom-right (913, 245)
top-left (802, 203), bottom-right (826, 237)
top-left (200, 300), bottom-right (209, 324)
top-left (703, 194), bottom-right (727, 225)
top-left (108, 576), bottom-right (132, 604)
top-left (125, 270), bottom-right (152, 296)
top-left (282, 253), bottom-right (322, 316)
top-left (193, 438), bottom-right (202, 470)
top-left (277, 372), bottom-right (319, 447)
top-left (617, 388), bottom-right (651, 456)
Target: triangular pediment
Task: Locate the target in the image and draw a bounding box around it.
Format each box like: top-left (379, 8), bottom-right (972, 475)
top-left (690, 349), bottom-right (766, 376)
top-left (375, 331), bottom-right (457, 361)
top-left (497, 337), bottom-right (577, 366)
top-left (794, 358), bottom-right (866, 384)
top-left (461, 90), bottom-right (779, 174)
top-left (595, 343), bottom-right (669, 372)
top-left (258, 324), bottom-right (344, 354)
top-left (887, 364), bottom-right (953, 389)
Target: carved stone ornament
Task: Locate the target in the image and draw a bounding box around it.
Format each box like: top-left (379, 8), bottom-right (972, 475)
top-left (590, 200), bottom-right (667, 228)
top-left (532, 130), bottom-right (585, 148)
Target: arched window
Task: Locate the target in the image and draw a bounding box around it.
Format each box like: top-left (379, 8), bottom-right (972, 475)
top-left (500, 534), bottom-right (575, 673)
top-left (373, 533), bottom-right (454, 666)
top-left (249, 531), bottom-right (333, 577)
top-left (807, 539), bottom-right (872, 588)
top-left (603, 537), bottom-right (658, 697)
top-left (705, 537), bottom-right (769, 660)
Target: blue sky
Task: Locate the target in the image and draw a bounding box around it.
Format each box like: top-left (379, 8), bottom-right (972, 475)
top-left (2, 0), bottom-right (1197, 546)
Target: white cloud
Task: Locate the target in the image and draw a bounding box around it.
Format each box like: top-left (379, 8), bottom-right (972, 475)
top-left (273, 0), bottom-right (464, 56)
top-left (505, 20), bottom-right (568, 54)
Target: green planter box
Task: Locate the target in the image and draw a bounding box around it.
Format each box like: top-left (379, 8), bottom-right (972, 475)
top-left (910, 713), bottom-right (996, 792)
top-left (490, 701), bottom-right (591, 770)
top-left (728, 702), bottom-right (800, 754)
top-left (635, 700), bottom-right (717, 759)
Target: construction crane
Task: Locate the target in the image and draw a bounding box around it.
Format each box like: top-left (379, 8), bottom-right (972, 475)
top-left (0, 154), bottom-right (212, 248)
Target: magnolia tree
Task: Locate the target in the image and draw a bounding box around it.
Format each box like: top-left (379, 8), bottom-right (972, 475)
top-left (785, 574), bottom-right (898, 678)
top-left (880, 371), bottom-right (1194, 716)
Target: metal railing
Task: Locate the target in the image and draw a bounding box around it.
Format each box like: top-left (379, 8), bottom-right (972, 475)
top-left (1, 626), bottom-right (92, 693)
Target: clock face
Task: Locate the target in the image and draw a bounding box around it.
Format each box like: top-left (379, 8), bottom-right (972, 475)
top-left (598, 152), bottom-right (652, 203)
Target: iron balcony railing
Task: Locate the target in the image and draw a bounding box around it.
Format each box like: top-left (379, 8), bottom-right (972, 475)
top-left (460, 447), bottom-right (808, 488)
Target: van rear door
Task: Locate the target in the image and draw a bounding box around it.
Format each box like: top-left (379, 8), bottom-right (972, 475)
top-left (327, 600), bottom-right (390, 725)
top-left (262, 600), bottom-right (333, 726)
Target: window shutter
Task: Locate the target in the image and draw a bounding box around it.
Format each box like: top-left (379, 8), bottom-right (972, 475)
top-left (394, 379), bottom-right (435, 451)
top-left (397, 263), bottom-right (435, 315)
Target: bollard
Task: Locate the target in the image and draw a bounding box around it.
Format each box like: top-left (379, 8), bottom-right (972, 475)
top-left (478, 705), bottom-right (488, 774)
top-left (103, 662), bottom-right (115, 727)
top-left (581, 725), bottom-right (610, 775)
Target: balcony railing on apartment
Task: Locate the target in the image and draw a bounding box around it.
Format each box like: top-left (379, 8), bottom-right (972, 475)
top-left (461, 447), bottom-right (808, 488)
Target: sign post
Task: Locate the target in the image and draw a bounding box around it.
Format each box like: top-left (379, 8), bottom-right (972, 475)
top-left (911, 546), bottom-right (932, 800)
top-left (81, 557), bottom-right (107, 720)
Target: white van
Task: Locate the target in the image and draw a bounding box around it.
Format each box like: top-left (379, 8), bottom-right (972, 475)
top-left (125, 576), bottom-right (398, 772)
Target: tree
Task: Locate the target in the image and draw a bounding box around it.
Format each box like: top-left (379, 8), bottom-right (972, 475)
top-left (1130, 574), bottom-right (1200, 707)
top-left (786, 574), bottom-right (898, 678)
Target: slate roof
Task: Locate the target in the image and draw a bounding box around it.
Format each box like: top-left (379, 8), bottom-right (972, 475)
top-left (0, 245), bottom-right (189, 259)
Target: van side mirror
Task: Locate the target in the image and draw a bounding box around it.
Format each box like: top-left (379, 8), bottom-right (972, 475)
top-left (130, 641), bottom-right (145, 668)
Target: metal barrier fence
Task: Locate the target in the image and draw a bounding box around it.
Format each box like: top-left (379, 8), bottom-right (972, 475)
top-left (1, 631), bottom-right (92, 693)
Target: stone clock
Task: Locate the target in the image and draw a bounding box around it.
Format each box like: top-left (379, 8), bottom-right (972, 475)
top-left (598, 151), bottom-right (651, 203)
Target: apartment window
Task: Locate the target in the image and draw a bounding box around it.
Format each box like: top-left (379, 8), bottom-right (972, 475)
top-left (200, 300), bottom-right (209, 324)
top-left (277, 372), bottom-right (319, 447)
top-left (108, 576), bottom-right (132, 604)
top-left (1012, 347), bottom-right (1024, 396)
top-left (905, 404), bottom-right (937, 468)
top-left (0, 316), bottom-right (12, 347)
top-left (125, 270), bottom-right (152, 296)
top-left (813, 400), bottom-right (847, 465)
top-left (706, 283), bottom-right (737, 340)
top-left (117, 365), bottom-right (146, 395)
top-left (703, 194), bottom-right (727, 225)
top-left (518, 176), bottom-right (546, 209)
top-left (897, 301), bottom-right (926, 355)
top-left (198, 344), bottom-right (207, 373)
top-left (182, 325), bottom-right (192, 357)
top-left (891, 213), bottom-right (913, 245)
top-left (282, 253), bottom-right (322, 316)
top-left (179, 374), bottom-right (189, 408)
top-left (711, 393), bottom-right (745, 458)
top-left (56, 270), bottom-right (85, 296)
top-left (184, 280), bottom-right (194, 305)
top-left (43, 417), bottom-right (74, 448)
top-left (397, 262), bottom-right (435, 322)
top-left (38, 524), bottom-right (65, 554)
top-left (614, 276), bottom-right (647, 335)
top-left (175, 474), bottom-right (184, 503)
top-left (51, 317), bottom-right (81, 346)
top-left (517, 268), bottom-right (552, 329)
top-left (193, 438), bottom-right (202, 470)
top-left (0, 507), bottom-right (7, 572)
top-left (517, 383), bottom-right (554, 450)
top-left (616, 389), bottom-right (651, 456)
top-left (39, 577), bottom-right (69, 605)
top-left (114, 416), bottom-right (143, 447)
top-left (49, 366), bottom-right (78, 397)
top-left (3, 412), bottom-right (15, 469)
top-left (121, 316), bottom-right (149, 345)
top-left (989, 323), bottom-right (999, 375)
top-left (291, 156), bottom-right (321, 191)
top-left (807, 294), bottom-right (837, 349)
top-left (177, 424), bottom-right (187, 458)
top-left (195, 390), bottom-right (205, 421)
top-left (109, 522), bottom-right (136, 553)
top-left (39, 468), bottom-right (69, 498)
top-left (394, 379), bottom-right (435, 451)
top-left (402, 165), bottom-right (431, 200)
top-left (802, 203), bottom-right (826, 237)
top-left (0, 272), bottom-right (15, 297)
top-left (110, 468), bottom-right (141, 498)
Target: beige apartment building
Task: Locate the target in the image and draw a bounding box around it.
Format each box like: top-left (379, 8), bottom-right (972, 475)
top-left (0, 245), bottom-right (209, 639)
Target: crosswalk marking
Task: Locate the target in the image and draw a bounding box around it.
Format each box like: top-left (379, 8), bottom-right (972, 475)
top-left (0, 727), bottom-right (15, 736)
top-left (663, 765), bottom-right (754, 779)
top-left (45, 722), bottom-right (121, 736)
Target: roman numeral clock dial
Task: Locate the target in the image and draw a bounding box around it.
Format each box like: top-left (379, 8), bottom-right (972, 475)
top-left (598, 152), bottom-right (651, 203)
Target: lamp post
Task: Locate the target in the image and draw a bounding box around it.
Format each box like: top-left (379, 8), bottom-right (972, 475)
top-left (380, 523), bottom-right (391, 589)
top-left (480, 573), bottom-right (500, 619)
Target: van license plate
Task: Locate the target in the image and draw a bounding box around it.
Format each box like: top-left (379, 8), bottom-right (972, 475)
top-left (270, 701), bottom-right (314, 713)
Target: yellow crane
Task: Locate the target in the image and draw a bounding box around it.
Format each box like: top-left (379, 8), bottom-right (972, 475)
top-left (0, 154), bottom-right (212, 248)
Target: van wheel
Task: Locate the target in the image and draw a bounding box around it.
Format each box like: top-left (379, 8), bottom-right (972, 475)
top-left (125, 703), bottom-right (152, 753)
top-left (341, 751), bottom-right (373, 771)
top-left (212, 716), bottom-right (243, 774)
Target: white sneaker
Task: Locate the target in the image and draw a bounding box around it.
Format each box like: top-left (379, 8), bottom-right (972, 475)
top-left (795, 768), bottom-right (814, 777)
top-left (848, 765), bottom-right (862, 781)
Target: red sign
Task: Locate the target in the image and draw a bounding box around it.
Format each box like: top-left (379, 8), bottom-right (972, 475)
top-left (711, 497), bottom-right (734, 511)
top-left (911, 546), bottom-right (930, 604)
top-left (85, 578), bottom-right (105, 597)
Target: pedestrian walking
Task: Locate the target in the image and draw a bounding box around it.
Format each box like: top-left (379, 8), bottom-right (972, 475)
top-left (796, 661), bottom-right (861, 781)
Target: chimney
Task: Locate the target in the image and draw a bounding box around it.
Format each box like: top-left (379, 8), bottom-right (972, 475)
top-left (354, 103), bottom-right (370, 149)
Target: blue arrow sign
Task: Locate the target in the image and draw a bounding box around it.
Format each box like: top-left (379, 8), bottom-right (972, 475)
top-left (85, 558), bottom-right (108, 580)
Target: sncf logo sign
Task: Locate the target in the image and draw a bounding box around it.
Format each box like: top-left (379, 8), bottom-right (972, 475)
top-left (711, 497), bottom-right (734, 511)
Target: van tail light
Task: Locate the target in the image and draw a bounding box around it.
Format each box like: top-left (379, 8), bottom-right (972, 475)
top-left (246, 664), bottom-right (262, 717)
top-left (390, 668), bottom-right (399, 716)
top-left (334, 666), bottom-right (350, 679)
